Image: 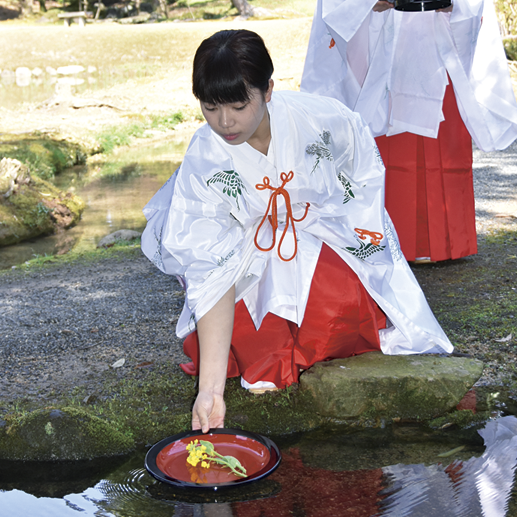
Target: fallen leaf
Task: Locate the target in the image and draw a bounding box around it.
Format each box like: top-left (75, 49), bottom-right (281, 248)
top-left (111, 358), bottom-right (125, 368)
top-left (437, 445), bottom-right (465, 458)
top-left (495, 334), bottom-right (513, 343)
top-left (135, 361), bottom-right (154, 369)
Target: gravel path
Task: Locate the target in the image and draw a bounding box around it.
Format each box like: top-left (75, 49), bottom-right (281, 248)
top-left (473, 141), bottom-right (517, 235)
top-left (0, 252), bottom-right (188, 405)
top-left (1, 141), bottom-right (516, 407)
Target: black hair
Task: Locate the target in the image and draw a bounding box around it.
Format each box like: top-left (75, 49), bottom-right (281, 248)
top-left (192, 29), bottom-right (274, 105)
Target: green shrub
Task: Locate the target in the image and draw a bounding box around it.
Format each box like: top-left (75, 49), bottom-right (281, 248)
top-left (0, 136), bottom-right (87, 180)
top-left (496, 0), bottom-right (517, 37)
top-left (504, 37), bottom-right (517, 61)
top-left (149, 111), bottom-right (184, 130)
top-left (96, 112), bottom-right (184, 153)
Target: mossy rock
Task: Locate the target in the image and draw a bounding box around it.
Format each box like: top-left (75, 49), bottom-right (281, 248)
top-left (299, 352), bottom-right (484, 423)
top-left (0, 407), bottom-right (135, 461)
top-left (0, 133), bottom-right (87, 180)
top-left (0, 158), bottom-right (85, 246)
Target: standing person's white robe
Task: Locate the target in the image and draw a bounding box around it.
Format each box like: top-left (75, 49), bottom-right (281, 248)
top-left (141, 90), bottom-right (452, 356)
top-left (301, 0), bottom-right (517, 151)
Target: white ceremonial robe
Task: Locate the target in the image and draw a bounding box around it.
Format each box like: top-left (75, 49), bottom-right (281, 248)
top-left (141, 90), bottom-right (452, 355)
top-left (301, 0), bottom-right (517, 152)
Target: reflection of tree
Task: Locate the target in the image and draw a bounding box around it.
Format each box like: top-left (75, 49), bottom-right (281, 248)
top-left (232, 449), bottom-right (386, 517)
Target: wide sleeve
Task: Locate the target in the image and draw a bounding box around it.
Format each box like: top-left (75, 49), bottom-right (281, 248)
top-left (437, 0), bottom-right (517, 151)
top-left (448, 0), bottom-right (483, 77)
top-left (142, 129), bottom-right (264, 337)
top-left (167, 171), bottom-right (255, 334)
top-left (301, 0), bottom-right (379, 107)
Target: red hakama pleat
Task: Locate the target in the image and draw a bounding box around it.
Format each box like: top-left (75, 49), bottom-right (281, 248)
top-left (376, 83), bottom-right (476, 261)
top-left (180, 244), bottom-right (386, 388)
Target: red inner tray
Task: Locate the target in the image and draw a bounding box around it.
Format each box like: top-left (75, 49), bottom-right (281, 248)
top-left (156, 432), bottom-right (271, 485)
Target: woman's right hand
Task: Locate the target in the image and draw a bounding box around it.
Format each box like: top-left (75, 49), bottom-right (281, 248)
top-left (193, 284), bottom-right (235, 434)
top-left (192, 391), bottom-right (226, 433)
top-left (373, 1), bottom-right (394, 11)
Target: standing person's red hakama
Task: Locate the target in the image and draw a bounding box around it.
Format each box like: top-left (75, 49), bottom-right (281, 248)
top-left (376, 84), bottom-right (477, 262)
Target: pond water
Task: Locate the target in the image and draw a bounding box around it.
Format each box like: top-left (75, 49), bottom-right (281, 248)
top-left (0, 136), bottom-right (188, 269)
top-left (0, 23), bottom-right (202, 110)
top-left (0, 63), bottom-right (159, 110)
top-left (1, 415), bottom-right (517, 516)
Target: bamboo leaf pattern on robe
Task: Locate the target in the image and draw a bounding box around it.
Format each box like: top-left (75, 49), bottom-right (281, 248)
top-left (373, 144), bottom-right (383, 166)
top-left (306, 130), bottom-right (333, 174)
top-left (217, 249), bottom-right (236, 267)
top-left (152, 226), bottom-right (164, 270)
top-left (187, 313), bottom-right (196, 332)
top-left (207, 170), bottom-right (248, 210)
top-left (338, 171), bottom-right (355, 204)
top-left (344, 239), bottom-right (386, 260)
top-left (384, 220), bottom-right (403, 261)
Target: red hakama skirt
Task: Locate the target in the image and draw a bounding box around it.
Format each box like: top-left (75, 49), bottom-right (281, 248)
top-left (376, 84), bottom-right (477, 262)
top-left (180, 244), bottom-right (386, 388)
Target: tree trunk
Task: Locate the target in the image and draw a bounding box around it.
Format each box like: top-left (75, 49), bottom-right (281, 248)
top-left (153, 0), bottom-right (168, 18)
top-left (160, 0), bottom-right (169, 18)
top-left (232, 0), bottom-right (253, 16)
top-left (38, 0), bottom-right (47, 12)
top-left (19, 0), bottom-right (33, 16)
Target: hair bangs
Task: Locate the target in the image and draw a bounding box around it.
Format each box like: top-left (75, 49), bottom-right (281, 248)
top-left (195, 55), bottom-right (251, 105)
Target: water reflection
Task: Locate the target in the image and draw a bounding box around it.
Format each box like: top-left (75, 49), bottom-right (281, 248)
top-left (0, 417), bottom-right (516, 516)
top-left (0, 64), bottom-right (154, 109)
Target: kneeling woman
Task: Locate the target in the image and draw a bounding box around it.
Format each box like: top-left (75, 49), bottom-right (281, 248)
top-left (142, 29), bottom-right (452, 433)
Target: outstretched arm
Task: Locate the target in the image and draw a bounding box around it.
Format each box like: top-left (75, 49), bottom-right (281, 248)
top-left (192, 285), bottom-right (236, 433)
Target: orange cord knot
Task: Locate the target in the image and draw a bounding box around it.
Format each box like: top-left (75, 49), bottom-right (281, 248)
top-left (354, 228), bottom-right (383, 246)
top-left (254, 171), bottom-right (310, 262)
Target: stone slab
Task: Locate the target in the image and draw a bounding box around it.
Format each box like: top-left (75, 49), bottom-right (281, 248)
top-left (299, 352), bottom-right (483, 421)
top-left (97, 229), bottom-right (141, 248)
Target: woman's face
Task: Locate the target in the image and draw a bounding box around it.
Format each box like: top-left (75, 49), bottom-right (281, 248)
top-left (200, 80), bottom-right (273, 150)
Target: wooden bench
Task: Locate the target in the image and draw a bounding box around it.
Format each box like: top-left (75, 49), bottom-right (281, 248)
top-left (57, 11), bottom-right (92, 27)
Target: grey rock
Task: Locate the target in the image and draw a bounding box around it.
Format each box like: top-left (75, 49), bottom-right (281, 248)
top-left (300, 352), bottom-right (483, 421)
top-left (97, 229), bottom-right (141, 248)
top-left (0, 158), bottom-right (30, 198)
top-left (118, 12), bottom-right (151, 23)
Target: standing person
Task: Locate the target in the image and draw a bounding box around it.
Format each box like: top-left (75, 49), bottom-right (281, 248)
top-left (301, 0), bottom-right (517, 262)
top-left (141, 29), bottom-right (452, 433)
